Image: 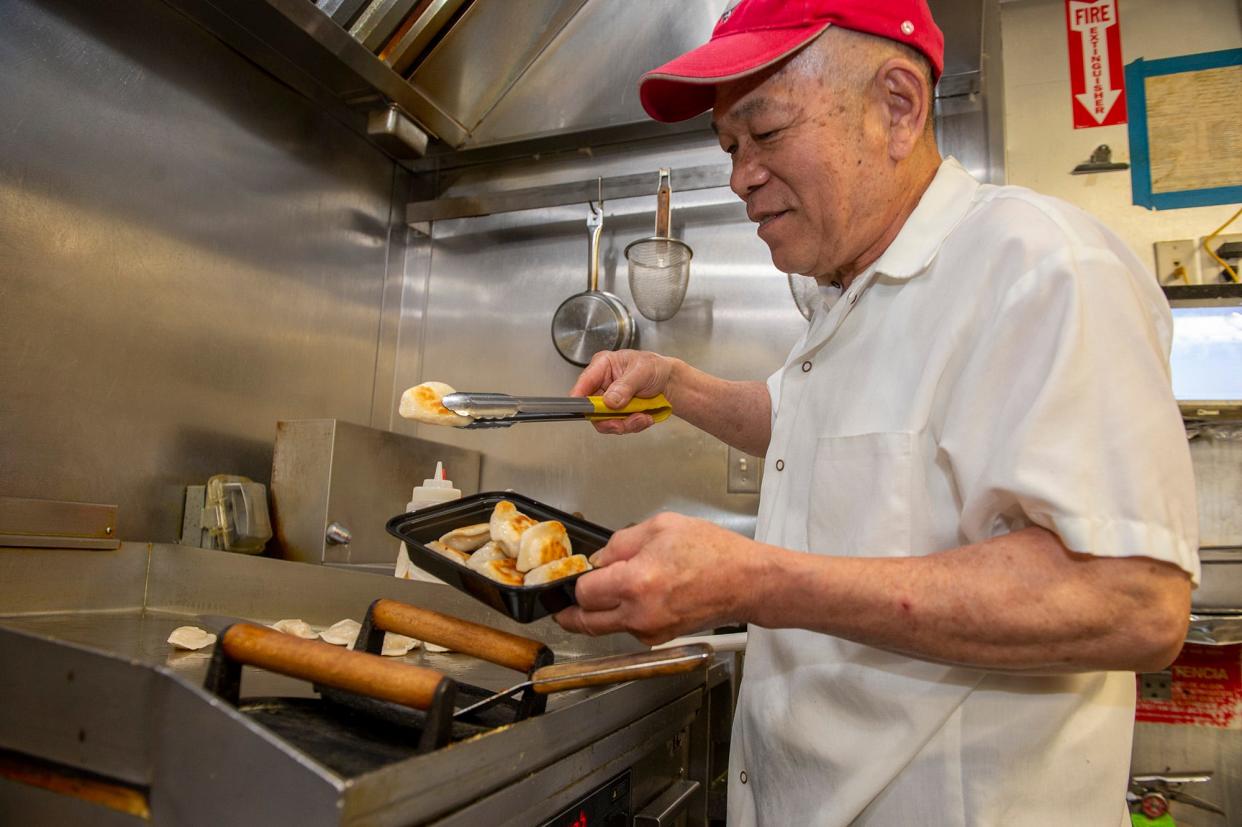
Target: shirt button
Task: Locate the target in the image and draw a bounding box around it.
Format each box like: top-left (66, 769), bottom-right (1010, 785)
top-left (774, 459), bottom-right (785, 471)
top-left (740, 770), bottom-right (748, 784)
top-left (801, 361), bottom-right (812, 373)
top-left (848, 293), bottom-right (858, 305)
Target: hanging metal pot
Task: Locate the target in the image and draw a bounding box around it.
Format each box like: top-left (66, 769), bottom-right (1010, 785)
top-left (551, 202), bottom-right (635, 367)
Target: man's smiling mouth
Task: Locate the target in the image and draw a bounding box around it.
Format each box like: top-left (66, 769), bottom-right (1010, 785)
top-left (756, 210), bottom-right (790, 232)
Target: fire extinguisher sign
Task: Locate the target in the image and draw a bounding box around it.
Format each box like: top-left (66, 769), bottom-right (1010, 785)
top-left (1065, 0), bottom-right (1128, 128)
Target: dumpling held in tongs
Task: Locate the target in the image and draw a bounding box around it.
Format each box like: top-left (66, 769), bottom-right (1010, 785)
top-left (398, 382), bottom-right (472, 427)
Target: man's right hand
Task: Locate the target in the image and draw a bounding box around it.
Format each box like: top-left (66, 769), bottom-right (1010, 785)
top-left (571, 350), bottom-right (675, 435)
top-left (569, 349), bottom-right (773, 454)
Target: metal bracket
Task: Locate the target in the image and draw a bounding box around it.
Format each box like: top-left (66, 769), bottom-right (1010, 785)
top-left (635, 779), bottom-right (701, 826)
top-left (203, 626), bottom-right (242, 706)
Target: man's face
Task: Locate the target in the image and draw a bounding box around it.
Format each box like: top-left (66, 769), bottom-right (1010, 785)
top-left (712, 58), bottom-right (889, 280)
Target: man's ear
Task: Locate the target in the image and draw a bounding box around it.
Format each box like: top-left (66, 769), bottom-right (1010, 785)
top-left (876, 58), bottom-right (930, 161)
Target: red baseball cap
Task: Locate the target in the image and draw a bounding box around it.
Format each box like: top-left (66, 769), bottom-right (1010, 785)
top-left (639, 0), bottom-right (945, 123)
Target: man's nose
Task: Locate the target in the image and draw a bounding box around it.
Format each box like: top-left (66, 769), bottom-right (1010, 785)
top-left (729, 149), bottom-right (769, 199)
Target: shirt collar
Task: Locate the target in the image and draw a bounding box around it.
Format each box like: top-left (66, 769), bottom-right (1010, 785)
top-left (871, 156), bottom-right (980, 281)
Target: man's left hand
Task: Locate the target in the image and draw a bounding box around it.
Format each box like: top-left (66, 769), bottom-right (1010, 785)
top-left (555, 512), bottom-right (759, 645)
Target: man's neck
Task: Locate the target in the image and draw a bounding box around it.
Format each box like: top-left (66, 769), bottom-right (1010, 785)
top-left (823, 151), bottom-right (942, 290)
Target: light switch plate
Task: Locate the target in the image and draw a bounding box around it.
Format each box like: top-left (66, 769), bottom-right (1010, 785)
top-left (727, 446), bottom-right (763, 494)
top-left (1154, 239), bottom-right (1197, 285)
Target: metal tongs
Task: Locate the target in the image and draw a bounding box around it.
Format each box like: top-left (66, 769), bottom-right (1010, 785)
top-left (442, 392), bottom-right (673, 429)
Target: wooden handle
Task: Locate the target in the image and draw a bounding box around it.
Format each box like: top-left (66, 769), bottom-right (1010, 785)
top-left (531, 643), bottom-right (711, 694)
top-left (372, 599), bottom-right (550, 673)
top-left (655, 169), bottom-right (672, 237)
top-left (219, 622), bottom-right (446, 710)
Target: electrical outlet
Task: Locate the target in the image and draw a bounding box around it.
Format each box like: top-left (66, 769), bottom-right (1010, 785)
top-left (1138, 671), bottom-right (1173, 701)
top-left (1154, 239), bottom-right (1197, 285)
top-left (726, 446), bottom-right (763, 494)
top-left (1198, 232), bottom-right (1242, 285)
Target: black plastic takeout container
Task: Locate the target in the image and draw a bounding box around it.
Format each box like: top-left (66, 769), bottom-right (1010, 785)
top-left (385, 492), bottom-right (613, 623)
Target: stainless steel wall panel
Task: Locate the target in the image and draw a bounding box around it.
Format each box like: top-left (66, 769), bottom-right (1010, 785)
top-left (0, 0), bottom-right (402, 542)
top-left (395, 175), bottom-right (806, 534)
top-left (269, 418), bottom-right (482, 565)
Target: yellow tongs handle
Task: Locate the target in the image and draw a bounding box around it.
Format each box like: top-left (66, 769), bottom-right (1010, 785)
top-left (586, 393), bottom-right (672, 423)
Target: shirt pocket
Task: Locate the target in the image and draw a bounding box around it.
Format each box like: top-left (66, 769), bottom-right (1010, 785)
top-left (807, 431), bottom-right (914, 557)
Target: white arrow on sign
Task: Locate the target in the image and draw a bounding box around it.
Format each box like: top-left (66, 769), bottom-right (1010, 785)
top-left (1069, 0), bottom-right (1122, 124)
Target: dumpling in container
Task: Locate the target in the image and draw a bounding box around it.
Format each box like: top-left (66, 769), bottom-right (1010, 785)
top-left (524, 554), bottom-right (591, 586)
top-left (466, 541), bottom-right (508, 572)
top-left (490, 500), bottom-right (538, 557)
top-left (477, 557), bottom-right (525, 587)
top-left (398, 382), bottom-right (472, 427)
top-left (438, 523), bottom-right (491, 552)
top-left (426, 540), bottom-right (470, 566)
top-left (516, 520), bottom-right (572, 573)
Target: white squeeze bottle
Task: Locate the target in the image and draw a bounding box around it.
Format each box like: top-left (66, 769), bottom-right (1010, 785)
top-left (394, 461), bottom-right (461, 583)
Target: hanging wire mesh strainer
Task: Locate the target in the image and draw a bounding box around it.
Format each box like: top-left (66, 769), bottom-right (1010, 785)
top-left (624, 169), bottom-right (693, 321)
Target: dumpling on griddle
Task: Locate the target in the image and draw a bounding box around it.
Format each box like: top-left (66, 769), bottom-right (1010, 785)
top-left (489, 500), bottom-right (538, 557)
top-left (269, 618), bottom-right (318, 639)
top-left (525, 554), bottom-right (591, 586)
top-left (168, 626), bottom-right (216, 651)
top-left (516, 520), bottom-right (572, 573)
top-left (438, 523), bottom-right (491, 552)
top-left (398, 382), bottom-right (472, 427)
top-left (466, 541), bottom-right (508, 572)
top-left (319, 618), bottom-right (361, 646)
top-left (477, 557), bottom-right (525, 586)
top-left (426, 540), bottom-right (470, 565)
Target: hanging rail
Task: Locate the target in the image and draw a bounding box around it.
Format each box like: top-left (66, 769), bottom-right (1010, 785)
top-left (405, 162), bottom-right (733, 225)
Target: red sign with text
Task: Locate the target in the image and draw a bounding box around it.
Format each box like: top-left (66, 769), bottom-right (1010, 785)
top-left (1065, 0), bottom-right (1127, 128)
top-left (1136, 644), bottom-right (1242, 729)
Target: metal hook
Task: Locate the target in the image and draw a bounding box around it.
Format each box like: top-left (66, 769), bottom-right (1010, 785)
top-left (586, 176), bottom-right (605, 216)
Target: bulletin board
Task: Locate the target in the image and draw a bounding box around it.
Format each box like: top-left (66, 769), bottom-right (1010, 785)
top-left (1126, 48), bottom-right (1242, 210)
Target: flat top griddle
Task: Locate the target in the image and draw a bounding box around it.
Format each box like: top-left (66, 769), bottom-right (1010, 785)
top-left (0, 543), bottom-right (723, 826)
top-left (0, 609), bottom-right (580, 713)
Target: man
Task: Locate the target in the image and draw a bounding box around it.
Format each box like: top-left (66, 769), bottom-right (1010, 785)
top-left (554, 1), bottom-right (1200, 824)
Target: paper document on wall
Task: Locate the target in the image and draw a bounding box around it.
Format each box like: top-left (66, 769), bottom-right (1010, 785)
top-left (1145, 64), bottom-right (1242, 194)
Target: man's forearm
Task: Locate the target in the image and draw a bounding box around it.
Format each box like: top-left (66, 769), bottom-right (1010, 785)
top-left (744, 527), bottom-right (1190, 673)
top-left (666, 358), bottom-right (772, 456)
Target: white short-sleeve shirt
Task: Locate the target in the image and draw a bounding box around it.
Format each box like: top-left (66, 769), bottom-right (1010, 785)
top-left (729, 157), bottom-right (1199, 826)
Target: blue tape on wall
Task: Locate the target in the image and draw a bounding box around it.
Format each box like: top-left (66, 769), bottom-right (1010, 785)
top-left (1126, 48), bottom-right (1242, 211)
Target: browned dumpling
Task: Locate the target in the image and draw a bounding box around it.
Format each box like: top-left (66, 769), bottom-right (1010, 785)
top-left (466, 541), bottom-right (508, 572)
top-left (398, 382), bottom-right (472, 427)
top-left (516, 520), bottom-right (572, 573)
top-left (477, 557), bottom-right (525, 586)
top-left (524, 554), bottom-right (591, 586)
top-left (426, 540), bottom-right (470, 565)
top-left (439, 523), bottom-right (491, 552)
top-left (490, 500), bottom-right (538, 557)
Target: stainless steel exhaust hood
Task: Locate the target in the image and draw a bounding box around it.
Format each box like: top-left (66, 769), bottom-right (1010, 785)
top-left (163, 0), bottom-right (995, 162)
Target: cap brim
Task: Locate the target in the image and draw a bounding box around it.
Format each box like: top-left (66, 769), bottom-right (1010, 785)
top-left (639, 22), bottom-right (833, 123)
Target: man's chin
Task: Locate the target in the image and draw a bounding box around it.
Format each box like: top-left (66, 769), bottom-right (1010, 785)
top-left (766, 248), bottom-right (811, 277)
